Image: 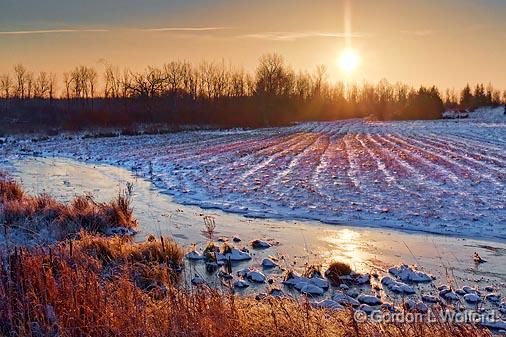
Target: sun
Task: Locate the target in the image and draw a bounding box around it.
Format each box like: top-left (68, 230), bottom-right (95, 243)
top-left (339, 48), bottom-right (360, 74)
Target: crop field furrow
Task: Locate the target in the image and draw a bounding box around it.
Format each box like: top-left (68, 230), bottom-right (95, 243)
top-left (247, 133), bottom-right (323, 189)
top-left (342, 134), bottom-right (364, 192)
top-left (310, 133), bottom-right (339, 190)
top-left (239, 132), bottom-right (318, 183)
top-left (396, 135), bottom-right (503, 187)
top-left (373, 135), bottom-right (460, 189)
top-left (210, 134), bottom-right (304, 174)
top-left (356, 134), bottom-right (416, 197)
top-left (415, 135), bottom-right (506, 177)
top-left (429, 134), bottom-right (506, 163)
top-left (310, 135), bottom-right (367, 208)
top-left (385, 134), bottom-right (464, 184)
top-left (420, 134), bottom-right (506, 166)
top-left (268, 133), bottom-right (330, 189)
top-left (158, 134), bottom-right (261, 162)
top-left (448, 130), bottom-right (506, 148)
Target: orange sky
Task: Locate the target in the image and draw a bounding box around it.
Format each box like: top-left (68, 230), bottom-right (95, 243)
top-left (1, 0), bottom-right (505, 89)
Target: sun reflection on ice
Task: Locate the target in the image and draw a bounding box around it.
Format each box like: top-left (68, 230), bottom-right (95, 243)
top-left (320, 228), bottom-right (367, 271)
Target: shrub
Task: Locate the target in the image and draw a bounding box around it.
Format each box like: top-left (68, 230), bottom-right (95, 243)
top-left (0, 174), bottom-right (137, 243)
top-left (324, 261), bottom-right (353, 286)
top-left (0, 175), bottom-right (24, 202)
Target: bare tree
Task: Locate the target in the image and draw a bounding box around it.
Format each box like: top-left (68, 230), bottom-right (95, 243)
top-left (255, 53), bottom-right (294, 97)
top-left (127, 66), bottom-right (167, 98)
top-left (198, 61), bottom-right (215, 99)
top-left (230, 67), bottom-right (247, 97)
top-left (104, 63), bottom-right (121, 98)
top-left (34, 72), bottom-right (50, 98)
top-left (25, 71), bottom-right (34, 99)
top-left (87, 67), bottom-right (98, 99)
top-left (164, 61), bottom-right (185, 94)
top-left (13, 64), bottom-right (27, 99)
top-left (295, 71), bottom-right (311, 100)
top-left (0, 74), bottom-right (12, 98)
top-left (68, 66), bottom-right (98, 99)
top-left (208, 61), bottom-right (229, 99)
top-left (312, 65), bottom-right (327, 97)
top-left (120, 69), bottom-right (131, 98)
top-left (48, 72), bottom-right (57, 100)
top-left (62, 72), bottom-right (72, 99)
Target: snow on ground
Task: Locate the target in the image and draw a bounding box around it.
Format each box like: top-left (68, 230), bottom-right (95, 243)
top-left (1, 107), bottom-right (505, 240)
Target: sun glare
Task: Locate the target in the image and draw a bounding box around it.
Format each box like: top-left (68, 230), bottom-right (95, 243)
top-left (339, 48), bottom-right (360, 74)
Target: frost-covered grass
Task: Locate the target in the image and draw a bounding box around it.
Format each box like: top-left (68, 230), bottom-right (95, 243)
top-left (0, 174), bottom-right (137, 245)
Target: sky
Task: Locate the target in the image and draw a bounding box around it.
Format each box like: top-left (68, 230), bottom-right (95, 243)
top-left (1, 0), bottom-right (505, 89)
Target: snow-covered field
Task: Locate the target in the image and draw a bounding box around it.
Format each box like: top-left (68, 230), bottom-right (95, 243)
top-left (1, 107), bottom-right (505, 240)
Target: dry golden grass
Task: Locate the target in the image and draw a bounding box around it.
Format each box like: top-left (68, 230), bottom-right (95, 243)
top-left (0, 174), bottom-right (137, 242)
top-left (0, 174), bottom-right (493, 337)
top-left (0, 173), bottom-right (24, 202)
top-left (0, 238), bottom-right (491, 337)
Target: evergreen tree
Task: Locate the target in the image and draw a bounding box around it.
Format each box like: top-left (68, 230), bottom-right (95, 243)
top-left (460, 84), bottom-right (473, 109)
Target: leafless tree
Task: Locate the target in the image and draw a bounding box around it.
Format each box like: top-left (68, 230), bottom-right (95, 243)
top-left (104, 63), bottom-right (122, 98)
top-left (87, 67), bottom-right (98, 99)
top-left (312, 65), bottom-right (327, 97)
top-left (198, 61), bottom-right (215, 99)
top-left (295, 71), bottom-right (312, 100)
top-left (62, 72), bottom-right (72, 99)
top-left (25, 71), bottom-right (34, 99)
top-left (120, 69), bottom-right (131, 98)
top-left (14, 64), bottom-right (27, 99)
top-left (48, 72), bottom-right (57, 100)
top-left (34, 72), bottom-right (50, 98)
top-left (163, 61), bottom-right (185, 93)
top-left (0, 74), bottom-right (12, 98)
top-left (127, 66), bottom-right (167, 98)
top-left (255, 53), bottom-right (294, 97)
top-left (68, 66), bottom-right (98, 99)
top-left (230, 67), bottom-right (247, 97)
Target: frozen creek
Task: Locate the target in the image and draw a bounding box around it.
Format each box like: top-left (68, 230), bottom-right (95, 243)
top-left (2, 156), bottom-right (505, 326)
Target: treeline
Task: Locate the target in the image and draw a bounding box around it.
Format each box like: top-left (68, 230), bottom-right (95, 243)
top-left (0, 53), bottom-right (504, 132)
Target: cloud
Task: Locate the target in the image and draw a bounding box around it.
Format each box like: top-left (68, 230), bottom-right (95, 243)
top-left (400, 29), bottom-right (434, 37)
top-left (239, 31), bottom-right (363, 41)
top-left (0, 26), bottom-right (226, 36)
top-left (0, 28), bottom-right (109, 35)
top-left (139, 27), bottom-right (228, 32)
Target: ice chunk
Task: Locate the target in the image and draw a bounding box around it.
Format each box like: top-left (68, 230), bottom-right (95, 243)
top-left (251, 239), bottom-right (271, 249)
top-left (233, 280), bottom-right (249, 288)
top-left (300, 284), bottom-right (325, 296)
top-left (262, 258), bottom-right (277, 269)
top-left (463, 293), bottom-right (481, 303)
top-left (388, 264), bottom-right (432, 282)
top-left (332, 292), bottom-right (360, 306)
top-left (247, 270), bottom-right (266, 283)
top-left (186, 250), bottom-right (204, 260)
top-left (381, 276), bottom-right (416, 294)
top-left (314, 299), bottom-right (344, 310)
top-left (357, 294), bottom-right (382, 305)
